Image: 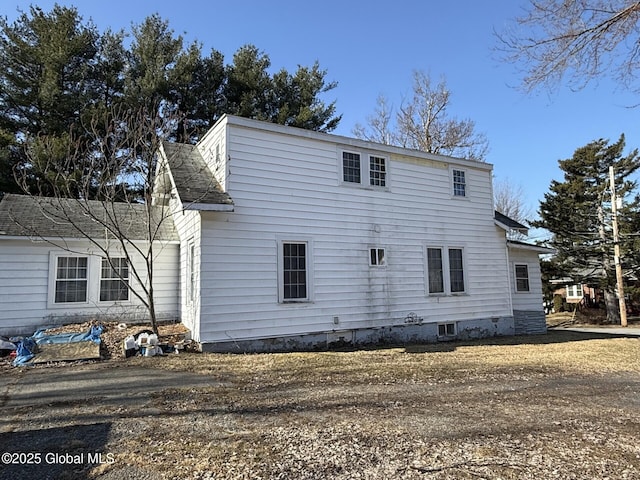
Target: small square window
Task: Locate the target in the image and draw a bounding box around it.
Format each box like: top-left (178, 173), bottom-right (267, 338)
top-left (453, 169), bottom-right (466, 197)
top-left (438, 322), bottom-right (456, 337)
top-left (369, 248), bottom-right (386, 266)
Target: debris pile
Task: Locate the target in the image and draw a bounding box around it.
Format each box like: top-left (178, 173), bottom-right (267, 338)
top-left (0, 320), bottom-right (191, 367)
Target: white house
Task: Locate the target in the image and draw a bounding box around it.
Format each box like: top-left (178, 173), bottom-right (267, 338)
top-left (0, 195), bottom-right (180, 336)
top-left (0, 115), bottom-right (550, 350)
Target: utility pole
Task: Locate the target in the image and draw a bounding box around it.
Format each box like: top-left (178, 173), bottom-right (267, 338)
top-left (609, 165), bottom-right (628, 327)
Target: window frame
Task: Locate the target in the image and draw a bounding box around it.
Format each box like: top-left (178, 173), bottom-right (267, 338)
top-left (99, 257), bottom-right (130, 303)
top-left (369, 247), bottom-right (386, 267)
top-left (425, 245), bottom-right (467, 296)
top-left (451, 168), bottom-right (467, 198)
top-left (342, 150), bottom-right (361, 184)
top-left (437, 322), bottom-right (457, 338)
top-left (369, 154), bottom-right (387, 187)
top-left (338, 148), bottom-right (390, 190)
top-left (52, 254), bottom-right (89, 305)
top-left (514, 264), bottom-right (530, 293)
top-left (187, 240), bottom-right (196, 305)
top-left (566, 284), bottom-right (583, 299)
top-left (277, 238), bottom-right (313, 304)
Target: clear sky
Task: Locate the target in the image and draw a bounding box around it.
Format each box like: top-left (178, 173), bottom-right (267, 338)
top-left (4, 0), bottom-right (639, 226)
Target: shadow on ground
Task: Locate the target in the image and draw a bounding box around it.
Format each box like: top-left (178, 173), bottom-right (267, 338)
top-left (0, 422), bottom-right (111, 480)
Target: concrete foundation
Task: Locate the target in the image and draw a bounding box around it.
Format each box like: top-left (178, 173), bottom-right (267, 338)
top-left (200, 316), bottom-right (516, 353)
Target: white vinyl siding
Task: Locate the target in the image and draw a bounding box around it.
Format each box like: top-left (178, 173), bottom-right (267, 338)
top-left (508, 247), bottom-right (545, 311)
top-left (0, 239), bottom-right (178, 336)
top-left (195, 117), bottom-right (511, 344)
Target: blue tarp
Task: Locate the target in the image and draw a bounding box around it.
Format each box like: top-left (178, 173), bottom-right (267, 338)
top-left (12, 325), bottom-right (103, 367)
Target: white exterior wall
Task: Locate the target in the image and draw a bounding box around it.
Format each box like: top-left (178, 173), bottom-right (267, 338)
top-left (197, 118), bottom-right (513, 344)
top-left (509, 247), bottom-right (545, 311)
top-left (0, 238), bottom-right (179, 336)
top-left (197, 121), bottom-right (228, 192)
top-left (170, 198), bottom-right (202, 341)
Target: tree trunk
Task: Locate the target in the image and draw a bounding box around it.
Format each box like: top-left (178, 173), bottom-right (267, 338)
top-left (604, 290), bottom-right (621, 324)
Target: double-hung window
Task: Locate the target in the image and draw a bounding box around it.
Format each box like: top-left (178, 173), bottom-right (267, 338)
top-left (452, 169), bottom-right (466, 197)
top-left (426, 247), bottom-right (466, 295)
top-left (55, 256), bottom-right (88, 303)
top-left (282, 242), bottom-right (309, 301)
top-left (100, 257), bottom-right (129, 302)
top-left (341, 150), bottom-right (389, 188)
top-left (427, 248), bottom-right (445, 294)
top-left (342, 151), bottom-right (361, 184)
top-left (369, 155), bottom-right (386, 187)
top-left (515, 264), bottom-right (530, 292)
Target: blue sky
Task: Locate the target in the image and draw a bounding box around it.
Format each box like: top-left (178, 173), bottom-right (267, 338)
top-left (4, 1), bottom-right (640, 225)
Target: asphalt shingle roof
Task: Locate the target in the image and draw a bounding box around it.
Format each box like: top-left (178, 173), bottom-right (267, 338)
top-left (161, 142), bottom-right (233, 206)
top-left (0, 194), bottom-right (178, 241)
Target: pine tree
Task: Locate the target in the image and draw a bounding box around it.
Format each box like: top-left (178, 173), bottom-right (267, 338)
top-left (534, 135), bottom-right (640, 323)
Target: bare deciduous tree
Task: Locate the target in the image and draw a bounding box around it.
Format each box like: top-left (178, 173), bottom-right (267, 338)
top-left (494, 177), bottom-right (534, 225)
top-left (353, 71), bottom-right (489, 161)
top-left (13, 106), bottom-right (182, 335)
top-left (496, 0), bottom-right (640, 93)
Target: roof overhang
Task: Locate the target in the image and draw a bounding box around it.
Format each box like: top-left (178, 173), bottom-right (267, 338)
top-left (183, 203), bottom-right (235, 212)
top-left (507, 240), bottom-right (555, 254)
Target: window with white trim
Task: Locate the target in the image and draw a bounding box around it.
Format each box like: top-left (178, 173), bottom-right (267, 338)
top-left (448, 248), bottom-right (465, 293)
top-left (515, 264), bottom-right (530, 292)
top-left (567, 284), bottom-right (583, 298)
top-left (100, 257), bottom-right (129, 302)
top-left (342, 151), bottom-right (361, 184)
top-left (187, 241), bottom-right (195, 304)
top-left (340, 149), bottom-right (389, 189)
top-left (369, 155), bottom-right (386, 187)
top-left (55, 256), bottom-right (88, 303)
top-left (369, 248), bottom-right (386, 267)
top-left (282, 242), bottom-right (309, 301)
top-left (426, 247), bottom-right (466, 295)
top-left (427, 248), bottom-right (445, 294)
top-left (452, 169), bottom-right (466, 197)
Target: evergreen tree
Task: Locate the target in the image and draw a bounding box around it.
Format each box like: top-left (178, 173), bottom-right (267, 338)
top-left (534, 135), bottom-right (640, 323)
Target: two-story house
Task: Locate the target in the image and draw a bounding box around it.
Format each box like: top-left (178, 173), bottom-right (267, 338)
top-left (0, 115), bottom-right (550, 350)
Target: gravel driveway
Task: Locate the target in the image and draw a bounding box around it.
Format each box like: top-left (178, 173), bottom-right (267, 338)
top-left (1, 330), bottom-right (640, 479)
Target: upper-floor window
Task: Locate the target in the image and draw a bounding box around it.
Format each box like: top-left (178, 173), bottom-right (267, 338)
top-left (452, 169), bottom-right (466, 197)
top-left (100, 257), bottom-right (129, 302)
top-left (342, 151), bottom-right (361, 184)
top-left (55, 256), bottom-right (88, 303)
top-left (515, 264), bottom-right (530, 292)
top-left (369, 155), bottom-right (386, 187)
top-left (340, 149), bottom-right (388, 189)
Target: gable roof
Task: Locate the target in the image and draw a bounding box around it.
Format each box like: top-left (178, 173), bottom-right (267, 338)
top-left (0, 194), bottom-right (178, 242)
top-left (160, 142), bottom-right (233, 210)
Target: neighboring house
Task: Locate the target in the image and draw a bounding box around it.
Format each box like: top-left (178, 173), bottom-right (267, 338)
top-left (0, 115), bottom-right (551, 350)
top-left (0, 195), bottom-right (179, 336)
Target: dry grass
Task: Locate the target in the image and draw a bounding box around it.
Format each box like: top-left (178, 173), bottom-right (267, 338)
top-left (3, 331), bottom-right (640, 479)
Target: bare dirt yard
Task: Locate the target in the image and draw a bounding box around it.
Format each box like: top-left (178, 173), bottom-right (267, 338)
top-left (1, 324), bottom-right (640, 479)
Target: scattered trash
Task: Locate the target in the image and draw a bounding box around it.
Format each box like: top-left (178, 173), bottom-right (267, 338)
top-left (12, 325), bottom-right (103, 367)
top-left (0, 337), bottom-right (16, 356)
